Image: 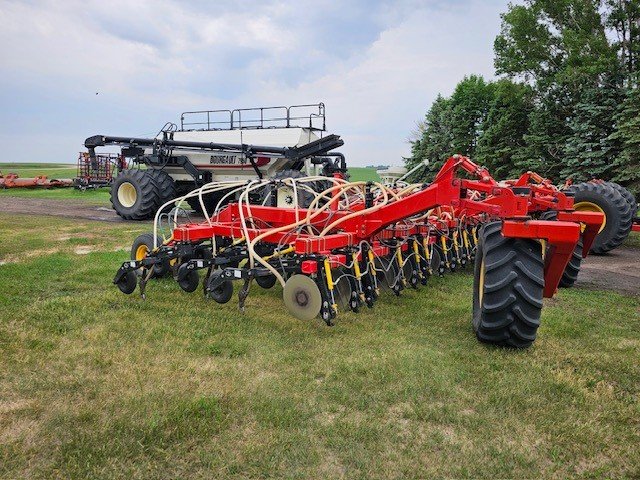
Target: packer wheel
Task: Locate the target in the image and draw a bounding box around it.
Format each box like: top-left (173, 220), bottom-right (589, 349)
top-left (178, 269), bottom-right (199, 293)
top-left (255, 274), bottom-right (277, 289)
top-left (206, 271), bottom-right (234, 304)
top-left (116, 270), bottom-right (137, 295)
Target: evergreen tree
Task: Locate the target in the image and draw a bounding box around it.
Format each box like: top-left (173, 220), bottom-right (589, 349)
top-left (407, 76), bottom-right (494, 180)
top-left (562, 84), bottom-right (624, 181)
top-left (406, 0), bottom-right (639, 188)
top-left (406, 94), bottom-right (453, 177)
top-left (512, 94), bottom-right (570, 181)
top-left (609, 87), bottom-right (640, 193)
top-left (475, 80), bottom-right (534, 179)
top-left (605, 0), bottom-right (640, 86)
top-left (448, 75), bottom-right (494, 157)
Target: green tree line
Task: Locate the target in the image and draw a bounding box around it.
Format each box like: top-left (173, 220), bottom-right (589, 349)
top-left (407, 0), bottom-right (640, 194)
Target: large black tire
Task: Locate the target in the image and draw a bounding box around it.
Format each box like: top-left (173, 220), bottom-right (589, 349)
top-left (111, 169), bottom-right (159, 220)
top-left (539, 211), bottom-right (583, 288)
top-left (130, 232), bottom-right (170, 277)
top-left (605, 182), bottom-right (637, 219)
top-left (186, 192), bottom-right (226, 217)
top-left (570, 182), bottom-right (633, 254)
top-left (472, 222), bottom-right (544, 348)
top-left (148, 169), bottom-right (177, 212)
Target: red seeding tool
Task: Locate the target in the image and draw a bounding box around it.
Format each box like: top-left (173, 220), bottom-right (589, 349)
top-left (0, 172), bottom-right (74, 188)
top-left (74, 152), bottom-right (125, 189)
top-left (113, 153), bottom-right (604, 348)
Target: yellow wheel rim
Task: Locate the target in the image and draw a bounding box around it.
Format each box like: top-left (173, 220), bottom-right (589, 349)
top-left (574, 201), bottom-right (606, 233)
top-left (117, 182), bottom-right (137, 208)
top-left (135, 244), bottom-right (149, 260)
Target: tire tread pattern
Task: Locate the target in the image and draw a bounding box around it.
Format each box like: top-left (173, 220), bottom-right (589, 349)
top-left (570, 182), bottom-right (632, 254)
top-left (473, 222), bottom-right (544, 348)
top-left (111, 169), bottom-right (160, 220)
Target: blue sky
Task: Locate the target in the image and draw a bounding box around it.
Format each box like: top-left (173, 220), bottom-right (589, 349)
top-left (0, 0), bottom-right (510, 166)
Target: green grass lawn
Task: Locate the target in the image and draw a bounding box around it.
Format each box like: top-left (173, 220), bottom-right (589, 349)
top-left (0, 163), bottom-right (77, 179)
top-left (347, 167), bottom-right (381, 182)
top-left (0, 163), bottom-right (111, 205)
top-left (0, 213), bottom-right (638, 479)
top-left (625, 230), bottom-right (640, 248)
top-left (0, 187), bottom-right (111, 205)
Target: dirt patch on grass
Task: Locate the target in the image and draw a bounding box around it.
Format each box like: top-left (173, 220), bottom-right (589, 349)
top-left (577, 246), bottom-right (640, 296)
top-left (2, 247), bottom-right (60, 263)
top-left (0, 197), bottom-right (129, 223)
top-left (0, 196), bottom-right (204, 225)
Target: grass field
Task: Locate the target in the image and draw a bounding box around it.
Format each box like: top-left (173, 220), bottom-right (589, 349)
top-left (0, 163), bottom-right (78, 179)
top-left (0, 163), bottom-right (110, 205)
top-left (0, 164), bottom-right (379, 205)
top-left (347, 167), bottom-right (381, 182)
top-left (0, 213), bottom-right (638, 479)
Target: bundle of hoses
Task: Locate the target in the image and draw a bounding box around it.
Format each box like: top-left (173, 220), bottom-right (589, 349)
top-left (148, 177), bottom-right (427, 287)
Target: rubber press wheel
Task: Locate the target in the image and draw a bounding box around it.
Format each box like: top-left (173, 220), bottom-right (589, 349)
top-left (111, 169), bottom-right (160, 220)
top-left (116, 270), bottom-right (138, 295)
top-left (206, 270), bottom-right (234, 304)
top-left (255, 274), bottom-right (277, 289)
top-left (283, 274), bottom-right (322, 321)
top-left (472, 221), bottom-right (545, 348)
top-left (178, 269), bottom-right (200, 293)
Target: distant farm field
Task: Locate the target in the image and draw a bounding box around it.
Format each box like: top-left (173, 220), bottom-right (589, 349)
top-left (0, 164), bottom-right (380, 204)
top-left (347, 167), bottom-right (381, 182)
top-left (0, 163), bottom-right (77, 179)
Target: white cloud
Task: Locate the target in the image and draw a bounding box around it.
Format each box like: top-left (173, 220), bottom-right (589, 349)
top-left (0, 0), bottom-right (508, 166)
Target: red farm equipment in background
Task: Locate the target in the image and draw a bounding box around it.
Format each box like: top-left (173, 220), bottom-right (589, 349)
top-left (0, 173), bottom-right (74, 188)
top-left (0, 153), bottom-right (125, 190)
top-left (74, 152), bottom-right (125, 189)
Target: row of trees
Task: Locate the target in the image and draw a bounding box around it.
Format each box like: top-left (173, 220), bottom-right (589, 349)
top-left (407, 0), bottom-right (640, 194)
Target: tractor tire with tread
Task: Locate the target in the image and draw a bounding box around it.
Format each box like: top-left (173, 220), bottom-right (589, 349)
top-left (111, 169), bottom-right (160, 220)
top-left (570, 182), bottom-right (632, 254)
top-left (605, 181), bottom-right (637, 219)
top-left (472, 221), bottom-right (544, 348)
top-left (148, 169), bottom-right (177, 212)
